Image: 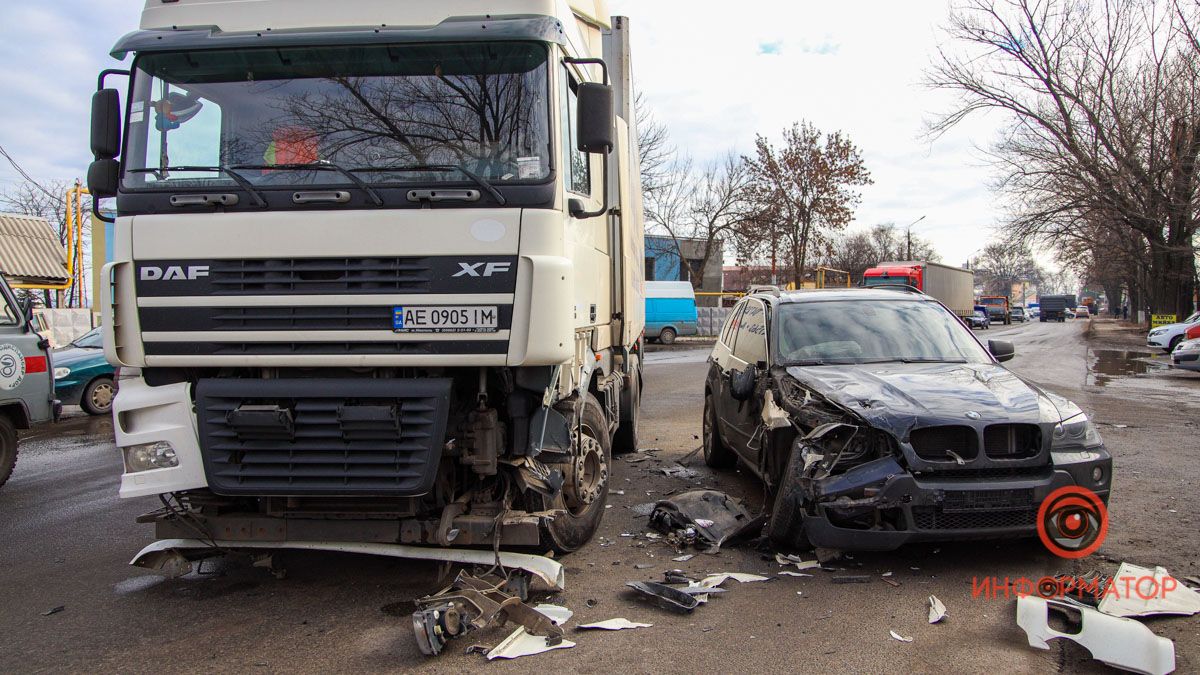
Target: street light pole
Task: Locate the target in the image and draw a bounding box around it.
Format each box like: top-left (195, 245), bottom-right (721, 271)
top-left (905, 215), bottom-right (926, 260)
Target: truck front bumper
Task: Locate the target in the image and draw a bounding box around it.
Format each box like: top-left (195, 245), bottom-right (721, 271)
top-left (114, 378), bottom-right (208, 499)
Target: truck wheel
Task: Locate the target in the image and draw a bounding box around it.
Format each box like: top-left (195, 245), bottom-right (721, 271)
top-left (702, 392), bottom-right (736, 469)
top-left (767, 441), bottom-right (812, 551)
top-left (540, 393), bottom-right (610, 553)
top-left (612, 365), bottom-right (640, 454)
top-left (0, 416), bottom-right (18, 489)
top-left (659, 327), bottom-right (677, 345)
top-left (81, 376), bottom-right (116, 416)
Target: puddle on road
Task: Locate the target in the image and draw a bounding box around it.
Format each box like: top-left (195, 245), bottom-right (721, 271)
top-left (1088, 349), bottom-right (1168, 386)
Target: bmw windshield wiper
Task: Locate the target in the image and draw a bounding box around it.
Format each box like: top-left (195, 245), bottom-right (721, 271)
top-left (349, 164), bottom-right (507, 205)
top-left (231, 161), bottom-right (383, 206)
top-left (127, 165), bottom-right (267, 207)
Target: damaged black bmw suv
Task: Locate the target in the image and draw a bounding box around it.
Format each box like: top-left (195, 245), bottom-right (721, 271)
top-left (703, 287), bottom-right (1111, 551)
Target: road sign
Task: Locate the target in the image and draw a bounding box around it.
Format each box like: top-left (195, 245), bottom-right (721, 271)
top-left (1151, 314), bottom-right (1177, 327)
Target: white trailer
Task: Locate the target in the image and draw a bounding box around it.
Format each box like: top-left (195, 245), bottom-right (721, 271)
top-left (88, 0), bottom-right (645, 567)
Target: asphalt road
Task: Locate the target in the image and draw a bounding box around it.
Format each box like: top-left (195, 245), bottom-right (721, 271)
top-left (1, 318), bottom-right (1198, 673)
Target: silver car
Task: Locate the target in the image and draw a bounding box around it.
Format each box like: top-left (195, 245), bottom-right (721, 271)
top-left (1172, 338), bottom-right (1200, 372)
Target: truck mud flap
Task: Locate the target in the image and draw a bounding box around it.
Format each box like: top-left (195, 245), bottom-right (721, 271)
top-left (130, 538), bottom-right (565, 590)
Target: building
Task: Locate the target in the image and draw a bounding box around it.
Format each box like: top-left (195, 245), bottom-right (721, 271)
top-left (644, 235), bottom-right (723, 306)
top-left (0, 213), bottom-right (68, 287)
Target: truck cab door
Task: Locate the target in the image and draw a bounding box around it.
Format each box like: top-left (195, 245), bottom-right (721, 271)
top-left (0, 282), bottom-right (55, 427)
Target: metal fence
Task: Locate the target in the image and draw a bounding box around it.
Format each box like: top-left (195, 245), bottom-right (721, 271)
top-left (697, 307), bottom-right (732, 336)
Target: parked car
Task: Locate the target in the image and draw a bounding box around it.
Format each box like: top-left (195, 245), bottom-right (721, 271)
top-left (645, 281), bottom-right (699, 345)
top-left (1065, 308), bottom-right (1076, 319)
top-left (1147, 311), bottom-right (1200, 353)
top-left (1011, 306), bottom-right (1027, 322)
top-left (52, 327), bottom-right (116, 415)
top-left (1172, 337), bottom-right (1200, 372)
top-left (967, 308), bottom-right (991, 330)
top-left (1074, 306), bottom-right (1090, 318)
top-left (703, 287), bottom-right (1112, 551)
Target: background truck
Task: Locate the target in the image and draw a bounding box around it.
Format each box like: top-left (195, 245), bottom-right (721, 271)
top-left (88, 0), bottom-right (645, 566)
top-left (0, 274), bottom-right (58, 488)
top-left (978, 295), bottom-right (1011, 325)
top-left (1038, 294), bottom-right (1074, 322)
top-left (861, 261), bottom-right (975, 317)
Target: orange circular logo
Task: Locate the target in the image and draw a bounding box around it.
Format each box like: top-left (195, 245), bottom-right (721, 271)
top-left (1037, 486), bottom-right (1108, 558)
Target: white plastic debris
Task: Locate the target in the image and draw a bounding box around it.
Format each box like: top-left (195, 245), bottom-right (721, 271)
top-left (533, 604), bottom-right (573, 626)
top-left (775, 553), bottom-right (821, 571)
top-left (487, 628), bottom-right (576, 660)
top-left (889, 630), bottom-right (913, 643)
top-left (761, 389), bottom-right (792, 429)
top-left (1097, 563), bottom-right (1200, 618)
top-left (1017, 596), bottom-right (1174, 675)
top-left (700, 572), bottom-right (770, 587)
top-left (577, 618), bottom-right (653, 631)
top-left (778, 571), bottom-right (813, 577)
top-left (928, 595), bottom-right (947, 624)
top-left (673, 554), bottom-right (695, 562)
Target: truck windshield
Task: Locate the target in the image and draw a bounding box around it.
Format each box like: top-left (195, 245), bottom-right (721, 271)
top-left (776, 300), bottom-right (992, 365)
top-left (122, 42), bottom-right (551, 190)
top-left (863, 275), bottom-right (914, 287)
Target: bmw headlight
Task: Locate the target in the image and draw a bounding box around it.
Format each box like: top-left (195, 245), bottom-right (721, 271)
top-left (1052, 415), bottom-right (1103, 449)
top-left (53, 367), bottom-right (70, 380)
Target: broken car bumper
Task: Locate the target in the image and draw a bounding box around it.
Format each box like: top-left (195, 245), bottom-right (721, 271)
top-left (800, 459), bottom-right (1111, 551)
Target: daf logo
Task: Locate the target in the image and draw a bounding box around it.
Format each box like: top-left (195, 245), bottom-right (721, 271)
top-left (965, 411), bottom-right (981, 420)
top-left (452, 262), bottom-right (512, 278)
top-left (140, 265), bottom-right (210, 281)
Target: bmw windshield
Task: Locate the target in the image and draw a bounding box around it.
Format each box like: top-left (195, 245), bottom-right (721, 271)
top-left (121, 42), bottom-right (551, 191)
top-left (775, 299), bottom-right (993, 365)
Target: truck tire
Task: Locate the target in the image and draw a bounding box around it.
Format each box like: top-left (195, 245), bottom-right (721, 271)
top-left (612, 364), bottom-right (640, 454)
top-left (767, 441), bottom-right (812, 551)
top-left (81, 376), bottom-right (116, 416)
top-left (0, 415), bottom-right (18, 489)
top-left (659, 327), bottom-right (677, 345)
top-left (540, 393), bottom-right (610, 553)
top-left (702, 391), bottom-right (736, 469)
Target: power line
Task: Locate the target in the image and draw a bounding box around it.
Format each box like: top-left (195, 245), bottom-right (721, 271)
top-left (0, 144), bottom-right (62, 201)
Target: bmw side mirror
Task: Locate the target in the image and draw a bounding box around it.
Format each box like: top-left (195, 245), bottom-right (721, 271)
top-left (989, 339), bottom-right (1015, 362)
top-left (730, 366), bottom-right (756, 401)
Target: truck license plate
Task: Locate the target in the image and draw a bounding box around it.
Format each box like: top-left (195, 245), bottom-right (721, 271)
top-left (392, 306), bottom-right (498, 333)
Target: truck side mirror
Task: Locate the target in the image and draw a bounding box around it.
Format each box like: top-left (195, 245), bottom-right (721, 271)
top-left (576, 82), bottom-right (614, 154)
top-left (730, 366), bottom-right (757, 401)
top-left (988, 339), bottom-right (1015, 362)
top-left (88, 159), bottom-right (120, 198)
top-left (91, 89), bottom-right (121, 159)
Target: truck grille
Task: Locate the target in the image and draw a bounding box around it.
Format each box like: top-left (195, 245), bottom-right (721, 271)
top-left (984, 424), bottom-right (1041, 459)
top-left (211, 257), bottom-right (430, 294)
top-left (195, 378), bottom-right (452, 495)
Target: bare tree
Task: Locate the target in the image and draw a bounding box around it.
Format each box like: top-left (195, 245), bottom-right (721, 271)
top-left (825, 223), bottom-right (941, 283)
top-left (927, 0), bottom-right (1200, 319)
top-left (635, 91), bottom-right (673, 200)
top-left (970, 241), bottom-right (1044, 296)
top-left (743, 121), bottom-right (872, 286)
top-left (1, 179), bottom-right (76, 307)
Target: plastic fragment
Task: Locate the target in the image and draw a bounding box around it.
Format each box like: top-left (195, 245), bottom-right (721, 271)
top-left (889, 630), bottom-right (913, 643)
top-left (577, 618), bottom-right (653, 631)
top-left (928, 595), bottom-right (947, 623)
top-left (487, 628), bottom-right (575, 660)
top-left (533, 604), bottom-right (573, 627)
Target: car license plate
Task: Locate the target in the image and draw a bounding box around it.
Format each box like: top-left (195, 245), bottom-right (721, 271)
top-left (392, 306), bottom-right (498, 333)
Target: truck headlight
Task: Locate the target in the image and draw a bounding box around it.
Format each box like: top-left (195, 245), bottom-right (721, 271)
top-left (123, 441), bottom-right (178, 473)
top-left (54, 367), bottom-right (71, 380)
top-left (1052, 416), bottom-right (1103, 449)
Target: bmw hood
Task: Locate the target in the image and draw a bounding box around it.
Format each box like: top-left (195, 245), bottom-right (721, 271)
top-left (782, 362), bottom-right (1074, 437)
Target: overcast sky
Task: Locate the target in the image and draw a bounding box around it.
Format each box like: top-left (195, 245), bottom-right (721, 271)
top-left (0, 0), bottom-right (1006, 267)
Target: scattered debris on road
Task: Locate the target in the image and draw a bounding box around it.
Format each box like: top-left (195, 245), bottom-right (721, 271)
top-left (778, 571), bottom-right (813, 578)
top-left (776, 553), bottom-right (822, 571)
top-left (928, 596), bottom-right (947, 624)
top-left (700, 572), bottom-right (770, 586)
top-left (577, 619), bottom-right (653, 631)
top-left (1096, 563), bottom-right (1200, 618)
top-left (41, 606), bottom-right (64, 616)
top-left (487, 627), bottom-right (575, 660)
top-left (532, 604), bottom-right (573, 626)
top-left (889, 630), bottom-right (913, 643)
top-left (831, 575), bottom-right (871, 585)
top-left (648, 490), bottom-right (758, 552)
top-left (625, 581), bottom-right (700, 613)
top-left (1017, 596), bottom-right (1175, 675)
top-left (412, 572), bottom-right (564, 656)
top-left (672, 554), bottom-right (695, 562)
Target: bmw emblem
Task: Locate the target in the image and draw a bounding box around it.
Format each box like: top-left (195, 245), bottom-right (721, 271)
top-left (965, 411), bottom-right (981, 420)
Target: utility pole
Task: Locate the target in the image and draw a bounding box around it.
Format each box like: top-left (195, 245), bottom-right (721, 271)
top-left (904, 215), bottom-right (926, 260)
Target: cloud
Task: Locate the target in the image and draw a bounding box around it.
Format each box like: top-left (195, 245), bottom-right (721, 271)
top-left (758, 41), bottom-right (783, 55)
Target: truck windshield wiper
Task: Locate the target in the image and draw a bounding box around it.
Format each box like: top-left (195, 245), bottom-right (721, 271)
top-left (349, 164), bottom-right (507, 205)
top-left (127, 165), bottom-right (267, 207)
top-left (231, 162), bottom-right (383, 206)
